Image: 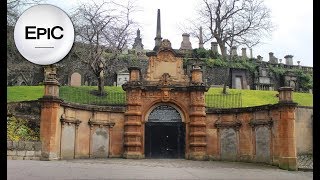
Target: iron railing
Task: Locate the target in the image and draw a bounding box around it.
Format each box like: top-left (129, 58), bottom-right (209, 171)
top-left (59, 87), bottom-right (126, 105)
top-left (59, 87), bottom-right (242, 108)
top-left (205, 93), bottom-right (242, 108)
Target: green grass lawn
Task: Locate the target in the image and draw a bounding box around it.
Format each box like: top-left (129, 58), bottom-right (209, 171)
top-left (7, 86), bottom-right (313, 107)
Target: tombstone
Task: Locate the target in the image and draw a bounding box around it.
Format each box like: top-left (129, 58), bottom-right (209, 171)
top-left (132, 29), bottom-right (144, 53)
top-left (211, 42), bottom-right (218, 54)
top-left (284, 55), bottom-right (293, 65)
top-left (241, 48), bottom-right (247, 58)
top-left (61, 124), bottom-right (75, 159)
top-left (179, 33), bottom-right (192, 50)
top-left (220, 128), bottom-right (237, 161)
top-left (231, 46), bottom-right (237, 56)
top-left (235, 76), bottom-right (243, 89)
top-left (91, 127), bottom-right (109, 158)
top-left (309, 89), bottom-right (313, 94)
top-left (70, 72), bottom-right (81, 86)
top-left (255, 126), bottom-right (271, 163)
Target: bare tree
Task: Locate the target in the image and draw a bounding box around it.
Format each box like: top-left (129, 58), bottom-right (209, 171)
top-left (189, 0), bottom-right (273, 93)
top-left (71, 0), bottom-right (138, 95)
top-left (7, 0), bottom-right (42, 26)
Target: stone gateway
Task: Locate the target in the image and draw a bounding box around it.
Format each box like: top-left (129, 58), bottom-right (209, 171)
top-left (39, 40), bottom-right (299, 171)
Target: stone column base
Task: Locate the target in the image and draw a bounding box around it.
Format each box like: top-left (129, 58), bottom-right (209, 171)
top-left (188, 153), bottom-right (208, 161)
top-left (278, 157), bottom-right (297, 171)
top-left (123, 152), bottom-right (145, 159)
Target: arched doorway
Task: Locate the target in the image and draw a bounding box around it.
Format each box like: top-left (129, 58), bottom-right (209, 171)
top-left (145, 105), bottom-right (185, 158)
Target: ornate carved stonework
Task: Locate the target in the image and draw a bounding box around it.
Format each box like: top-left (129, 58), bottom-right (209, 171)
top-left (123, 39), bottom-right (208, 160)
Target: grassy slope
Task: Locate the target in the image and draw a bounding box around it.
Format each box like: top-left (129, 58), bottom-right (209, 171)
top-left (7, 86), bottom-right (313, 107)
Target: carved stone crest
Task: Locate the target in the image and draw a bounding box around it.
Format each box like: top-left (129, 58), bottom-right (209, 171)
top-left (159, 73), bottom-right (171, 86)
top-left (159, 39), bottom-right (172, 51)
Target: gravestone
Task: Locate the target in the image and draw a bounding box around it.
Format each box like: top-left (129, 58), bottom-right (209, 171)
top-left (70, 72), bottom-right (81, 86)
top-left (220, 128), bottom-right (237, 161)
top-left (255, 126), bottom-right (270, 163)
top-left (91, 127), bottom-right (109, 158)
top-left (61, 124), bottom-right (75, 159)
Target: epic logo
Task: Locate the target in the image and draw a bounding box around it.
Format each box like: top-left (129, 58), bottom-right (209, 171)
top-left (14, 4), bottom-right (74, 65)
top-left (25, 26), bottom-right (64, 39)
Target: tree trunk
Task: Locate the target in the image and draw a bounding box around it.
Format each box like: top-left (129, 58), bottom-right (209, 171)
top-left (218, 43), bottom-right (229, 94)
top-left (222, 67), bottom-right (230, 94)
top-left (98, 70), bottom-right (105, 96)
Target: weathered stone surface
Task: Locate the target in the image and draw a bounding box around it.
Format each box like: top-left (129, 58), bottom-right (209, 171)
top-left (7, 150), bottom-right (16, 156)
top-left (34, 142), bottom-right (42, 151)
top-left (92, 127), bottom-right (109, 158)
top-left (255, 126), bottom-right (270, 163)
top-left (12, 141), bottom-right (19, 150)
top-left (24, 142), bottom-right (34, 151)
top-left (7, 141), bottom-right (13, 150)
top-left (61, 124), bottom-right (75, 159)
top-left (25, 151), bottom-right (35, 157)
top-left (17, 151), bottom-right (26, 156)
top-left (220, 128), bottom-right (237, 161)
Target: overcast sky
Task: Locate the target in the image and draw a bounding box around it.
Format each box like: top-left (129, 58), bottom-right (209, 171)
top-left (41, 0), bottom-right (313, 67)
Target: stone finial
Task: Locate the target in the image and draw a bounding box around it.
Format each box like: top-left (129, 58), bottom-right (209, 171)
top-left (43, 65), bottom-right (60, 97)
top-left (154, 9), bottom-right (162, 51)
top-left (284, 55), bottom-right (293, 65)
top-left (191, 65), bottom-right (203, 84)
top-left (241, 48), bottom-right (247, 58)
top-left (231, 46), bottom-right (237, 56)
top-left (278, 87), bottom-right (293, 103)
top-left (211, 42), bottom-right (218, 54)
top-left (128, 67), bottom-right (141, 81)
top-left (180, 33), bottom-right (192, 50)
top-left (199, 26), bottom-right (204, 48)
top-left (257, 55), bottom-right (263, 61)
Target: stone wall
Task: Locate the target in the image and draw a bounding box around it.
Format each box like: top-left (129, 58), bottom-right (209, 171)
top-left (57, 102), bottom-right (126, 159)
top-left (7, 140), bottom-right (41, 160)
top-left (206, 104), bottom-right (295, 167)
top-left (295, 106), bottom-right (313, 155)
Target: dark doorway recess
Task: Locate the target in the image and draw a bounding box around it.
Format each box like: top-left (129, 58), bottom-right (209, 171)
top-left (145, 122), bottom-right (185, 158)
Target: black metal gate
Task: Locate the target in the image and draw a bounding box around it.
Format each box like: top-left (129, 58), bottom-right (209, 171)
top-left (145, 105), bottom-right (185, 159)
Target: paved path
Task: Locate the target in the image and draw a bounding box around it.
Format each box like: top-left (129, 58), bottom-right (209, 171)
top-left (8, 159), bottom-right (313, 180)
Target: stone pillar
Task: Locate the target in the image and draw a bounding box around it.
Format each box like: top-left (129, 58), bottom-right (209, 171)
top-left (211, 42), bottom-right (218, 54)
top-left (189, 67), bottom-right (208, 160)
top-left (250, 48), bottom-right (253, 58)
top-left (40, 65), bottom-right (62, 160)
top-left (123, 67), bottom-right (143, 158)
top-left (284, 55), bottom-right (293, 65)
top-left (277, 87), bottom-right (297, 170)
top-left (199, 27), bottom-right (204, 48)
top-left (241, 48), bottom-right (247, 58)
top-left (231, 46), bottom-right (237, 56)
